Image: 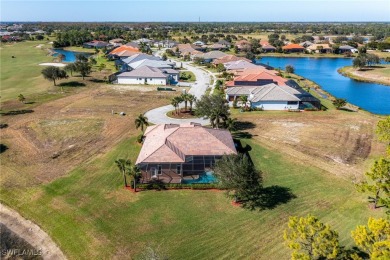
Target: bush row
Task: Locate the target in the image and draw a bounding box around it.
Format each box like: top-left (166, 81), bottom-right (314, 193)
top-left (135, 182), bottom-right (220, 190)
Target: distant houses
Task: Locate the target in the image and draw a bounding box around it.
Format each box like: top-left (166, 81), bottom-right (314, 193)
top-left (282, 44), bottom-right (305, 53)
top-left (83, 40), bottom-right (110, 49)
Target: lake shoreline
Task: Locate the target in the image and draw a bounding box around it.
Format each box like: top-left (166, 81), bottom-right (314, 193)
top-left (338, 65), bottom-right (390, 87)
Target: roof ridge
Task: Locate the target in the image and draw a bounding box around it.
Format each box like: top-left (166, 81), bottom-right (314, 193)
top-left (204, 128), bottom-right (237, 154)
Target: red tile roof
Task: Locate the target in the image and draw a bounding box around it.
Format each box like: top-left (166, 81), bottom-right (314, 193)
top-left (110, 45), bottom-right (140, 54)
top-left (136, 123), bottom-right (237, 164)
top-left (282, 44), bottom-right (305, 50)
top-left (228, 71), bottom-right (288, 87)
top-left (212, 55), bottom-right (251, 65)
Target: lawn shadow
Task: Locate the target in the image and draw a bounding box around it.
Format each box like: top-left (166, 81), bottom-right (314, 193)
top-left (0, 144), bottom-right (9, 153)
top-left (0, 110), bottom-right (34, 116)
top-left (0, 123), bottom-right (8, 129)
top-left (236, 121), bottom-right (256, 131)
top-left (89, 78), bottom-right (106, 83)
top-left (24, 101), bottom-right (36, 105)
top-left (339, 107), bottom-right (357, 112)
top-left (256, 185), bottom-right (296, 210)
top-left (232, 131), bottom-right (253, 139)
top-left (58, 81), bottom-right (86, 87)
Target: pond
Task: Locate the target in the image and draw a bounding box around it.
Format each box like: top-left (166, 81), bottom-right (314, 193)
top-left (52, 49), bottom-right (91, 63)
top-left (257, 57), bottom-right (390, 115)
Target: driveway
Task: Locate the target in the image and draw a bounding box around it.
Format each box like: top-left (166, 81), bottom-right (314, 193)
top-left (145, 56), bottom-right (215, 125)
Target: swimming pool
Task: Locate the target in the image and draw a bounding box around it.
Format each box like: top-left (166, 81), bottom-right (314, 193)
top-left (181, 171), bottom-right (217, 184)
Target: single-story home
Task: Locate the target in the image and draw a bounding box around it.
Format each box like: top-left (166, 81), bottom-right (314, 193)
top-left (282, 44), bottom-right (305, 53)
top-left (235, 40), bottom-right (251, 51)
top-left (223, 60), bottom-right (259, 71)
top-left (108, 45), bottom-right (141, 59)
top-left (116, 65), bottom-right (174, 85)
top-left (154, 40), bottom-right (178, 48)
top-left (212, 55), bottom-right (251, 65)
top-left (83, 40), bottom-right (110, 49)
top-left (261, 44), bottom-right (277, 52)
top-left (192, 51), bottom-right (229, 63)
top-left (225, 71), bottom-right (289, 87)
top-left (127, 59), bottom-right (176, 70)
top-left (306, 44), bottom-right (332, 53)
top-left (299, 41), bottom-right (313, 48)
top-left (207, 43), bottom-right (228, 51)
top-left (109, 38), bottom-right (125, 46)
top-left (135, 123), bottom-right (237, 183)
top-left (339, 45), bottom-right (358, 53)
top-left (226, 83), bottom-right (316, 110)
top-left (193, 40), bottom-right (205, 46)
top-left (217, 39), bottom-right (231, 48)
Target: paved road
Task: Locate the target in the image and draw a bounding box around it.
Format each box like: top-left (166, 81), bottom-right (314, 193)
top-left (146, 52), bottom-right (215, 125)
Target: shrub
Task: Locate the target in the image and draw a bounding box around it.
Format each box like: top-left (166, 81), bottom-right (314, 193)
top-left (137, 134), bottom-right (144, 143)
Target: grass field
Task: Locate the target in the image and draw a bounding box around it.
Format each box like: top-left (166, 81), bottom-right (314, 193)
top-left (0, 41), bottom-right (54, 101)
top-left (0, 134), bottom-right (384, 259)
top-left (338, 65), bottom-right (390, 86)
top-left (179, 70), bottom-right (196, 82)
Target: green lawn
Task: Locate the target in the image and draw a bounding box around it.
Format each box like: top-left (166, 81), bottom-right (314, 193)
top-left (0, 40), bottom-right (54, 101)
top-left (0, 135), bottom-right (383, 259)
top-left (179, 71), bottom-right (196, 82)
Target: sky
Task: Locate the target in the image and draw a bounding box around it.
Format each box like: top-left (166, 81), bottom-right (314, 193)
top-left (1, 0), bottom-right (389, 22)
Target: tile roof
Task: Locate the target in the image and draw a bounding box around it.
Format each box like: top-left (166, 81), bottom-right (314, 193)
top-left (136, 123), bottom-right (237, 164)
top-left (224, 60), bottom-right (259, 70)
top-left (282, 44), bottom-right (305, 50)
top-left (110, 45), bottom-right (140, 55)
top-left (122, 53), bottom-right (161, 64)
top-left (193, 50), bottom-right (229, 60)
top-left (128, 59), bottom-right (175, 69)
top-left (212, 55), bottom-right (251, 65)
top-left (226, 83), bottom-right (301, 102)
top-left (306, 44), bottom-right (332, 50)
top-left (233, 71), bottom-right (289, 86)
top-left (117, 66), bottom-right (168, 78)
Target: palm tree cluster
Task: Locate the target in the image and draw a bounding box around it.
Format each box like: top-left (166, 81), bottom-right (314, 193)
top-left (115, 159), bottom-right (141, 191)
top-left (171, 93), bottom-right (196, 115)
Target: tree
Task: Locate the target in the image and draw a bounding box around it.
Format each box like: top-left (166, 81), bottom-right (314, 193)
top-left (41, 66), bottom-right (68, 86)
top-left (366, 53), bottom-right (380, 67)
top-left (356, 157), bottom-right (390, 209)
top-left (283, 214), bottom-right (340, 260)
top-left (181, 93), bottom-right (190, 111)
top-left (285, 65), bottom-right (295, 74)
top-left (332, 98), bottom-right (347, 109)
top-left (115, 159), bottom-right (131, 187)
top-left (75, 53), bottom-right (88, 62)
top-left (195, 94), bottom-right (229, 129)
top-left (161, 53), bottom-right (167, 61)
top-left (18, 94), bottom-right (26, 103)
top-left (216, 63), bottom-right (226, 73)
top-left (64, 63), bottom-right (76, 76)
top-left (351, 217), bottom-right (390, 258)
top-left (353, 55), bottom-right (367, 70)
top-left (240, 95), bottom-right (249, 109)
top-left (171, 97), bottom-right (179, 115)
top-left (213, 154), bottom-right (263, 204)
top-left (134, 114), bottom-right (149, 133)
top-left (75, 61), bottom-right (92, 80)
top-left (224, 117), bottom-right (237, 132)
top-left (376, 116), bottom-right (390, 156)
top-left (89, 57), bottom-right (97, 66)
top-left (188, 94), bottom-right (196, 112)
top-left (128, 165), bottom-right (142, 192)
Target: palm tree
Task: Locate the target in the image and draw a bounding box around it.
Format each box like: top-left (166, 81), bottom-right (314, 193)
top-left (181, 93), bottom-right (190, 111)
top-left (171, 98), bottom-right (179, 114)
top-left (115, 159), bottom-right (131, 187)
top-left (240, 95), bottom-right (249, 109)
top-left (129, 165), bottom-right (142, 192)
top-left (225, 117), bottom-right (237, 132)
top-left (173, 96), bottom-right (183, 114)
top-left (135, 114), bottom-right (149, 133)
top-left (188, 94), bottom-right (197, 112)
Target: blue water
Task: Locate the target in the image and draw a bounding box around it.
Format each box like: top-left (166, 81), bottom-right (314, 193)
top-left (257, 57), bottom-right (390, 115)
top-left (182, 171), bottom-right (217, 184)
top-left (52, 49), bottom-right (91, 63)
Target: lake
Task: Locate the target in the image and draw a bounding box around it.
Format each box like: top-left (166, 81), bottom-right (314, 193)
top-left (52, 49), bottom-right (91, 63)
top-left (257, 57), bottom-right (390, 115)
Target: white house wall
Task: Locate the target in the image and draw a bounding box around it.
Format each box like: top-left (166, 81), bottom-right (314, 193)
top-left (251, 101), bottom-right (299, 110)
top-left (117, 77), bottom-right (167, 85)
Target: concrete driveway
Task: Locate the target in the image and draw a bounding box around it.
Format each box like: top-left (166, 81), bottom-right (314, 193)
top-left (145, 57), bottom-right (214, 125)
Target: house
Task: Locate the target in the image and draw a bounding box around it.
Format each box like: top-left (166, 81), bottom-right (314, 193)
top-left (174, 44), bottom-right (204, 57)
top-left (225, 71), bottom-right (290, 87)
top-left (127, 59), bottom-right (176, 70)
top-left (118, 53), bottom-right (162, 71)
top-left (125, 42), bottom-right (141, 49)
top-left (135, 38), bottom-right (153, 45)
top-left (282, 43), bottom-right (305, 53)
top-left (339, 45), bottom-right (358, 53)
top-left (235, 40), bottom-right (251, 51)
top-left (108, 45), bottom-right (141, 59)
top-left (212, 55), bottom-right (251, 65)
top-left (109, 38), bottom-right (125, 46)
top-left (192, 51), bottom-right (229, 63)
top-left (154, 40), bottom-right (178, 48)
top-left (223, 60), bottom-right (258, 71)
top-left (135, 123), bottom-right (237, 183)
top-left (299, 41), bottom-right (313, 48)
top-left (207, 43), bottom-right (228, 51)
top-left (261, 44), bottom-right (276, 53)
top-left (116, 66), bottom-right (174, 85)
top-left (306, 44), bottom-right (332, 53)
top-left (193, 40), bottom-right (205, 46)
top-left (83, 40), bottom-right (109, 49)
top-left (225, 83), bottom-right (302, 110)
top-left (217, 39), bottom-right (231, 48)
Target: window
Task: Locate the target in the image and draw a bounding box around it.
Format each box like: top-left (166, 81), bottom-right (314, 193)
top-left (287, 101), bottom-right (298, 105)
top-left (176, 164), bottom-right (182, 175)
top-left (151, 168), bottom-right (157, 178)
top-left (157, 165), bottom-right (162, 175)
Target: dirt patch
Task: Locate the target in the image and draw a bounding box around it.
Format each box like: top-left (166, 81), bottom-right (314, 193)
top-left (236, 110), bottom-right (384, 181)
top-left (0, 86), bottom-right (175, 187)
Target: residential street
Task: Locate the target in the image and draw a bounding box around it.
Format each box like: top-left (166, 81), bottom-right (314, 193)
top-left (145, 52), bottom-right (215, 125)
